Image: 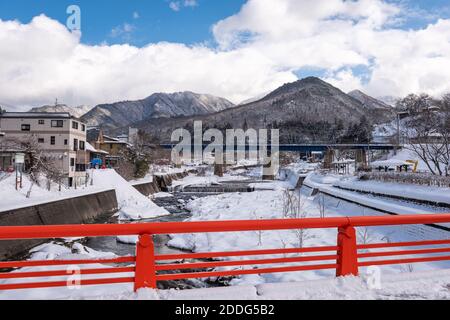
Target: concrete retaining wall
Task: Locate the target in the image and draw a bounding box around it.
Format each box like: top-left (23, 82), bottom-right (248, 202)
top-left (133, 172), bottom-right (190, 195)
top-left (0, 190), bottom-right (118, 260)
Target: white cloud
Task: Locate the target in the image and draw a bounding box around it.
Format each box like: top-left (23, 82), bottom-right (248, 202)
top-left (133, 11), bottom-right (140, 19)
top-left (0, 15), bottom-right (294, 109)
top-left (169, 2), bottom-right (181, 12)
top-left (184, 0), bottom-right (198, 8)
top-left (169, 0), bottom-right (198, 12)
top-left (212, 0), bottom-right (450, 98)
top-left (1, 1), bottom-right (450, 111)
top-left (110, 23), bottom-right (135, 38)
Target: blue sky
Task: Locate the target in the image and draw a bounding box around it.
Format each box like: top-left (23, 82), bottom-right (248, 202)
top-left (0, 0), bottom-right (247, 46)
top-left (0, 0), bottom-right (447, 47)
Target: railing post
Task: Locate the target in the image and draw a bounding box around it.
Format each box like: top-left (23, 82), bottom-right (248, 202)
top-left (134, 234), bottom-right (156, 292)
top-left (336, 225), bottom-right (359, 277)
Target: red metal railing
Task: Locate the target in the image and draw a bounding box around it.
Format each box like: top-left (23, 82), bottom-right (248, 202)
top-left (1, 214), bottom-right (450, 292)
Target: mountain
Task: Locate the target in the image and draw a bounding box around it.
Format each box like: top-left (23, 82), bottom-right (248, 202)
top-left (81, 92), bottom-right (235, 131)
top-left (29, 104), bottom-right (92, 118)
top-left (348, 90), bottom-right (392, 109)
top-left (131, 77), bottom-right (396, 143)
top-left (238, 92), bottom-right (270, 105)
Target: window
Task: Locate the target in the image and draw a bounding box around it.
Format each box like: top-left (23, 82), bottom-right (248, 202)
top-left (38, 138), bottom-right (45, 143)
top-left (79, 141), bottom-right (85, 151)
top-left (51, 120), bottom-right (63, 128)
top-left (81, 124), bottom-right (86, 132)
top-left (76, 164), bottom-right (86, 172)
top-left (38, 120), bottom-right (45, 125)
top-left (70, 158), bottom-right (75, 167)
top-left (21, 124), bottom-right (31, 131)
top-left (72, 121), bottom-right (79, 130)
top-left (73, 139), bottom-right (78, 151)
top-left (50, 136), bottom-right (56, 145)
top-left (64, 139), bottom-right (68, 145)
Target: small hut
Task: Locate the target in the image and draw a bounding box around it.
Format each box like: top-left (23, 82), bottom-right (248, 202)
top-left (332, 160), bottom-right (354, 175)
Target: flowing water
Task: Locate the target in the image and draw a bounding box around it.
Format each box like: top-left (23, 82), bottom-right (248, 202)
top-left (86, 193), bottom-right (215, 289)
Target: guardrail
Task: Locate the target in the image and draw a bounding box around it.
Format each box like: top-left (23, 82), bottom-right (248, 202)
top-left (1, 214), bottom-right (450, 292)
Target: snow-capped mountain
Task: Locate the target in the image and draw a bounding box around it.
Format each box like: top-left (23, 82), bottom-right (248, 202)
top-left (81, 92), bottom-right (235, 131)
top-left (348, 90), bottom-right (392, 109)
top-left (29, 104), bottom-right (92, 118)
top-left (238, 92), bottom-right (270, 105)
top-left (134, 77), bottom-right (396, 143)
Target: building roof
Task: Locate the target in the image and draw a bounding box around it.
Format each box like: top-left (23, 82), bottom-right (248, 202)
top-left (86, 142), bottom-right (109, 155)
top-left (0, 112), bottom-right (82, 121)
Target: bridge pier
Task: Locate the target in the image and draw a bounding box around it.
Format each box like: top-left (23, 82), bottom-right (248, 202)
top-left (262, 153), bottom-right (279, 181)
top-left (214, 163), bottom-right (224, 177)
top-left (324, 150), bottom-right (334, 169)
top-left (355, 149), bottom-right (368, 170)
top-left (213, 151), bottom-right (224, 177)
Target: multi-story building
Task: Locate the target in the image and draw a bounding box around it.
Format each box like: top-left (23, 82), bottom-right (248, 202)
top-left (0, 112), bottom-right (88, 187)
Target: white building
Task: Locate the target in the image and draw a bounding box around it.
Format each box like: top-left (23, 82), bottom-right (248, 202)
top-left (0, 112), bottom-right (88, 187)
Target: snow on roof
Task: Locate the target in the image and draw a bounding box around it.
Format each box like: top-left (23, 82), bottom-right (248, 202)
top-left (370, 160), bottom-right (413, 167)
top-left (86, 142), bottom-right (109, 155)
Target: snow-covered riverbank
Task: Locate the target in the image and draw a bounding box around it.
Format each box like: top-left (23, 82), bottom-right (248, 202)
top-left (168, 187), bottom-right (450, 286)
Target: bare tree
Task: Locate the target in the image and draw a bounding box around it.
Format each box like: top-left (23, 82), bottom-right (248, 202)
top-left (282, 189), bottom-right (312, 249)
top-left (318, 194), bottom-right (326, 218)
top-left (1, 136), bottom-right (67, 196)
top-left (398, 93), bottom-right (449, 176)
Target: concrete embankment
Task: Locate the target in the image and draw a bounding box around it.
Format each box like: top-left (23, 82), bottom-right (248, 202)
top-left (0, 170), bottom-right (193, 259)
top-left (132, 172), bottom-right (191, 196)
top-left (0, 189), bottom-right (118, 260)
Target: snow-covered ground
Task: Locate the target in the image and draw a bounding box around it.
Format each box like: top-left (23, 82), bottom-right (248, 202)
top-left (0, 173), bottom-right (108, 212)
top-left (0, 169), bottom-right (169, 220)
top-left (0, 241), bottom-right (134, 300)
top-left (303, 173), bottom-right (450, 229)
top-left (168, 187), bottom-right (450, 287)
top-left (90, 170), bottom-right (169, 220)
top-left (335, 177), bottom-right (450, 205)
top-left (2, 239), bottom-right (450, 300)
top-left (2, 162), bottom-right (450, 300)
top-left (386, 147), bottom-right (447, 174)
top-left (170, 173), bottom-right (253, 191)
top-left (122, 269), bottom-right (450, 300)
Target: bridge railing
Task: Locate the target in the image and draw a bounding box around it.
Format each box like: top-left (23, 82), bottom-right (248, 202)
top-left (1, 214), bottom-right (450, 292)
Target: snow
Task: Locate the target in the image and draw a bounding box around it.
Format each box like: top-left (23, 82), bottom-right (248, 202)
top-left (304, 173), bottom-right (450, 227)
top-left (152, 192), bottom-right (174, 198)
top-left (11, 267), bottom-right (450, 300)
top-left (249, 181), bottom-right (293, 190)
top-left (387, 147), bottom-right (444, 173)
top-left (0, 242), bottom-right (134, 300)
top-left (370, 160), bottom-right (412, 168)
top-left (170, 173), bottom-right (253, 191)
top-left (89, 169), bottom-right (169, 220)
top-left (0, 173), bottom-right (109, 212)
top-left (335, 178), bottom-right (450, 206)
top-left (117, 235), bottom-right (139, 244)
top-left (167, 187), bottom-right (450, 287)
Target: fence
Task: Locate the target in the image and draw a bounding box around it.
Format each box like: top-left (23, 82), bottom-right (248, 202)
top-left (1, 214), bottom-right (450, 292)
top-left (359, 172), bottom-right (450, 188)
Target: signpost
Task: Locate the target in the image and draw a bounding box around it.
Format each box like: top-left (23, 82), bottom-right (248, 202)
top-left (14, 153), bottom-right (25, 190)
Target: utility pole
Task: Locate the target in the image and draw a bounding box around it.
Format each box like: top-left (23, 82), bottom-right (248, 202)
top-left (395, 112), bottom-right (400, 156)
